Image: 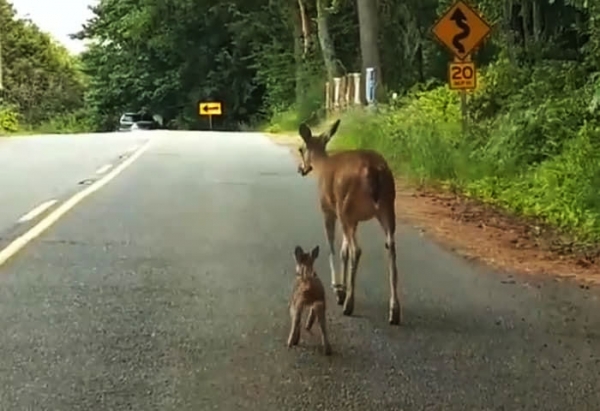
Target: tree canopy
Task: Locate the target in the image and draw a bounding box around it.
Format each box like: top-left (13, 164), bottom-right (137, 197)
top-left (0, 0), bottom-right (85, 132)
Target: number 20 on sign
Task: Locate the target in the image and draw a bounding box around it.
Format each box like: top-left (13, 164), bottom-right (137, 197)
top-left (448, 61), bottom-right (476, 90)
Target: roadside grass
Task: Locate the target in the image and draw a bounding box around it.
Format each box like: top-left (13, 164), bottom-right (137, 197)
top-left (265, 58), bottom-right (600, 244)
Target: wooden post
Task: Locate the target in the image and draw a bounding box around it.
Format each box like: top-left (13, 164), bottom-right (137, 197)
top-left (325, 81), bottom-right (331, 113)
top-left (343, 75), bottom-right (350, 110)
top-left (350, 73), bottom-right (361, 105)
top-left (209, 114), bottom-right (213, 130)
top-left (457, 55), bottom-right (471, 136)
top-left (333, 77), bottom-right (342, 112)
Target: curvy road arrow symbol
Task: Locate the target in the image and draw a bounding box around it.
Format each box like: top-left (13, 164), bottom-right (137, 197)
top-left (450, 8), bottom-right (470, 54)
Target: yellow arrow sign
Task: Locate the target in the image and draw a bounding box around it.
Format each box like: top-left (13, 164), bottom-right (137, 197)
top-left (199, 102), bottom-right (222, 116)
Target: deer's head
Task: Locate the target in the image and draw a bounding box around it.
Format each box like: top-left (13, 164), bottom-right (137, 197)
top-left (293, 245), bottom-right (319, 279)
top-left (296, 119), bottom-right (340, 176)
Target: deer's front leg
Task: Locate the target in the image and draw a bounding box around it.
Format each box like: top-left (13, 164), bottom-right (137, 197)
top-left (339, 236), bottom-right (350, 306)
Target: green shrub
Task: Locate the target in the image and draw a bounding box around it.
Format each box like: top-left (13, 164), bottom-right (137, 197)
top-left (322, 59), bottom-right (600, 242)
top-left (33, 108), bottom-right (94, 134)
top-left (0, 106), bottom-right (20, 134)
top-left (262, 76), bottom-right (325, 133)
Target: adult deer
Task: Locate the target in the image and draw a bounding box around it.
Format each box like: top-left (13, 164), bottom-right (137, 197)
top-left (295, 119), bottom-right (402, 325)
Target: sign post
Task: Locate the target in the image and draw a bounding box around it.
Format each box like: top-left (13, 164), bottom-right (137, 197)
top-left (431, 0), bottom-right (491, 135)
top-left (198, 101), bottom-right (222, 130)
top-left (365, 67), bottom-right (376, 110)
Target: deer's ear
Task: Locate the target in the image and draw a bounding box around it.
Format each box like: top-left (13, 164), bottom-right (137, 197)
top-left (310, 245), bottom-right (319, 260)
top-left (299, 123), bottom-right (312, 143)
top-left (324, 119), bottom-right (340, 144)
top-left (294, 245), bottom-right (304, 262)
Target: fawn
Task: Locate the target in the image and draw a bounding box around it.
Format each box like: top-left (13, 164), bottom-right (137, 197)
top-left (287, 245), bottom-right (332, 355)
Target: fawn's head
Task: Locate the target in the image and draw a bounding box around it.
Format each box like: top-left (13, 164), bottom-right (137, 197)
top-left (296, 119), bottom-right (341, 176)
top-left (293, 245), bottom-right (320, 278)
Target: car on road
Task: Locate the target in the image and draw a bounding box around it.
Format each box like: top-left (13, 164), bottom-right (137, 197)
top-left (118, 112), bottom-right (160, 131)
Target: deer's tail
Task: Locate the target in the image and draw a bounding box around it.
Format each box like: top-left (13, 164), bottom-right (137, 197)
top-left (367, 165), bottom-right (395, 206)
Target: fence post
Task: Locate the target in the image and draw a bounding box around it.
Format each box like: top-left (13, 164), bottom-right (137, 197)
top-left (325, 81), bottom-right (331, 113)
top-left (350, 72), bottom-right (361, 106)
top-left (342, 75), bottom-right (350, 111)
top-left (365, 67), bottom-right (376, 110)
top-left (333, 77), bottom-right (342, 112)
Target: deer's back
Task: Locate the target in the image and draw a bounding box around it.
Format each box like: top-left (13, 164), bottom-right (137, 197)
top-left (318, 149), bottom-right (394, 215)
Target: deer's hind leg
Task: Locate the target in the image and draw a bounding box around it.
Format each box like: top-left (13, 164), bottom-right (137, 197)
top-left (341, 220), bottom-right (361, 317)
top-left (314, 302), bottom-right (332, 355)
top-left (376, 206), bottom-right (402, 325)
top-left (323, 209), bottom-right (345, 305)
top-left (305, 307), bottom-right (315, 331)
top-left (287, 302), bottom-right (304, 347)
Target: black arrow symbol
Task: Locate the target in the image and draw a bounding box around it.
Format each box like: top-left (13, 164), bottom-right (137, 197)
top-left (450, 7), bottom-right (470, 54)
top-left (202, 105), bottom-right (219, 113)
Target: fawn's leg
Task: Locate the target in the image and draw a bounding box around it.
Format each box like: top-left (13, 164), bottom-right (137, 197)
top-left (324, 210), bottom-right (345, 305)
top-left (305, 307), bottom-right (315, 331)
top-left (314, 302), bottom-right (332, 355)
top-left (342, 222), bottom-right (360, 317)
top-left (377, 208), bottom-right (402, 325)
top-left (287, 303), bottom-right (304, 347)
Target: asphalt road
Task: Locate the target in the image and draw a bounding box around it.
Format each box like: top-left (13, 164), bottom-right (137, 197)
top-left (0, 132), bottom-right (149, 235)
top-left (0, 131), bottom-right (599, 410)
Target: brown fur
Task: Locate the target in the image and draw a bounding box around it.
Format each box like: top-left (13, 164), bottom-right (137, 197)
top-left (296, 119), bottom-right (402, 325)
top-left (287, 245), bottom-right (332, 355)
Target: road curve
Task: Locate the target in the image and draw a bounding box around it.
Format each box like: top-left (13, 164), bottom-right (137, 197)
top-left (0, 131), bottom-right (598, 410)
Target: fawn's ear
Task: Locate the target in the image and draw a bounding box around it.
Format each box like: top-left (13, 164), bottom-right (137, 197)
top-left (294, 245), bottom-right (304, 263)
top-left (310, 245), bottom-right (319, 261)
top-left (324, 119), bottom-right (340, 144)
top-left (299, 123), bottom-right (312, 143)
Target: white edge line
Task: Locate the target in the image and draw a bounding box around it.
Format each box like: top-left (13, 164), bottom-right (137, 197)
top-left (96, 164), bottom-right (112, 174)
top-left (17, 199), bottom-right (58, 223)
top-left (0, 140), bottom-right (152, 268)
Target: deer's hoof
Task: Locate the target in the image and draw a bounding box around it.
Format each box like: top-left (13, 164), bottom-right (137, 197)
top-left (333, 286), bottom-right (346, 306)
top-left (323, 344), bottom-right (332, 356)
top-left (342, 296), bottom-right (354, 316)
top-left (389, 304), bottom-right (402, 325)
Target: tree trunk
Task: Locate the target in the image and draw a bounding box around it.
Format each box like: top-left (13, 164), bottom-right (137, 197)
top-left (503, 0), bottom-right (516, 63)
top-left (292, 0), bottom-right (304, 103)
top-left (298, 0), bottom-right (310, 56)
top-left (532, 0), bottom-right (541, 42)
top-left (316, 0), bottom-right (342, 81)
top-left (521, 0), bottom-right (530, 51)
top-left (356, 0), bottom-right (383, 102)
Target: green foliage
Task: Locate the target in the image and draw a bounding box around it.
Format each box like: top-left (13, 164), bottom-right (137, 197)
top-left (77, 0), bottom-right (270, 131)
top-left (263, 77), bottom-right (325, 133)
top-left (29, 108), bottom-right (94, 134)
top-left (331, 59), bottom-right (600, 241)
top-left (0, 105), bottom-right (19, 133)
top-left (4, 0), bottom-right (600, 243)
top-left (0, 0), bottom-right (88, 134)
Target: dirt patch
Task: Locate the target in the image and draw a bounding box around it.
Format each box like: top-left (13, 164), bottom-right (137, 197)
top-left (395, 183), bottom-right (600, 287)
top-left (267, 133), bottom-right (600, 287)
